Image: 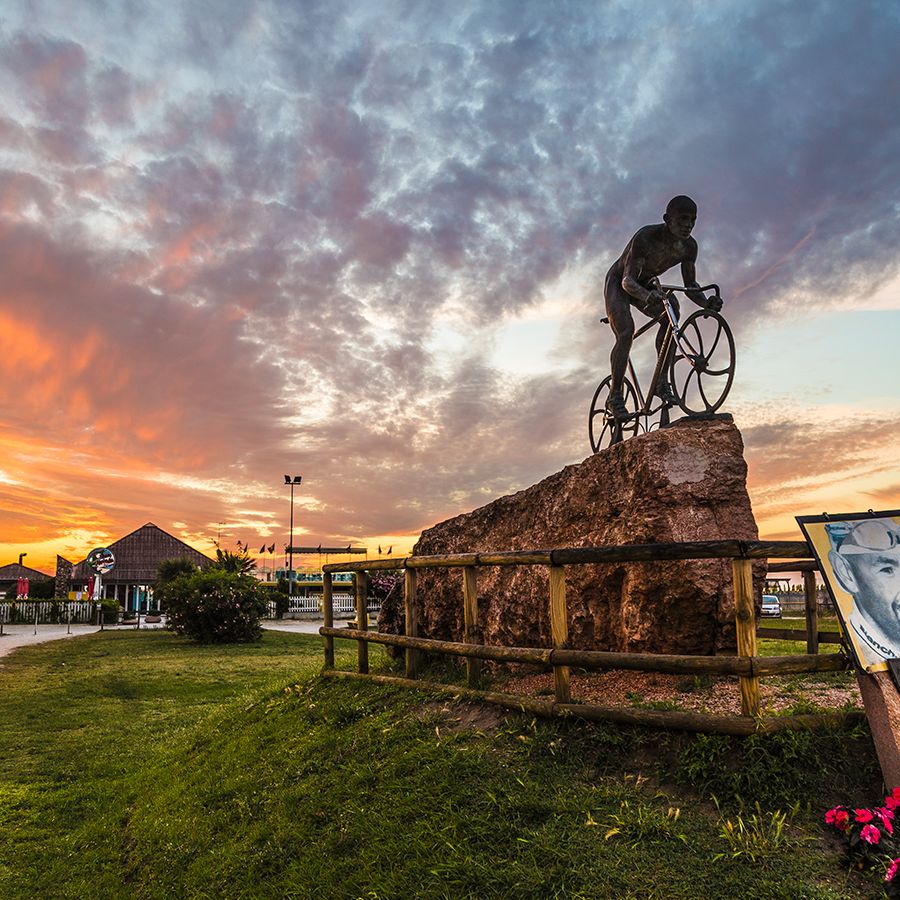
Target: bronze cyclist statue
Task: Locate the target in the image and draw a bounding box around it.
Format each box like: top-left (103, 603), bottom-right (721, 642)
top-left (589, 195), bottom-right (736, 451)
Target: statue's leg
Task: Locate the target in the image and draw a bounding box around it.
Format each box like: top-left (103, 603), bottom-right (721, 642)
top-left (655, 295), bottom-right (680, 403)
top-left (606, 281), bottom-right (634, 416)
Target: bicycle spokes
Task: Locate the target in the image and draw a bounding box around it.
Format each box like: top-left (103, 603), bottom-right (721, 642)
top-left (669, 310), bottom-right (735, 415)
top-left (588, 375), bottom-right (641, 453)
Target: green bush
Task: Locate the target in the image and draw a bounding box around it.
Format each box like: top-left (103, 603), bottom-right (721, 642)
top-left (100, 599), bottom-right (121, 624)
top-left (158, 570), bottom-right (268, 643)
top-left (273, 591), bottom-right (289, 619)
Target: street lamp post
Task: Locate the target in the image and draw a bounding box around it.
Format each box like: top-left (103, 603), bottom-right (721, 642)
top-left (284, 474), bottom-right (302, 596)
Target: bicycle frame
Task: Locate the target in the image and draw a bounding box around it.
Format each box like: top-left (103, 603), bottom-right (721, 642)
top-left (625, 283), bottom-right (720, 418)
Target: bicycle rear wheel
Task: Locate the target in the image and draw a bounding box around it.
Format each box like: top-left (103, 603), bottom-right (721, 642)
top-left (588, 375), bottom-right (640, 452)
top-left (669, 311), bottom-right (735, 415)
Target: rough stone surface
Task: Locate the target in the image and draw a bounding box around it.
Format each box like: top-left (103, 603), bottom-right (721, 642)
top-left (397, 418), bottom-right (762, 656)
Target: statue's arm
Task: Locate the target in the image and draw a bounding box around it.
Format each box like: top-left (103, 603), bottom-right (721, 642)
top-left (621, 239), bottom-right (656, 307)
top-left (681, 242), bottom-right (708, 307)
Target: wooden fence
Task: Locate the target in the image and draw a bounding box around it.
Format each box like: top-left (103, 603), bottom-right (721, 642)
top-left (318, 540), bottom-right (863, 736)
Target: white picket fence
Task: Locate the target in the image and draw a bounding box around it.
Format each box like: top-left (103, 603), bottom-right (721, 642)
top-left (0, 600), bottom-right (96, 625)
top-left (266, 593), bottom-right (380, 618)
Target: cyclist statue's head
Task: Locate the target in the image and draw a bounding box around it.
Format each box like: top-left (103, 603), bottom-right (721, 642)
top-left (664, 196), bottom-right (697, 240)
top-left (665, 195), bottom-right (697, 217)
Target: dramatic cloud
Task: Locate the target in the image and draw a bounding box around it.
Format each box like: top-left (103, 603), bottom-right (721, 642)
top-left (0, 0), bottom-right (898, 570)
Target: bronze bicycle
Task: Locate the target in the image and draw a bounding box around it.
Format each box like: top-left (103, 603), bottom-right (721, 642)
top-left (588, 283), bottom-right (735, 452)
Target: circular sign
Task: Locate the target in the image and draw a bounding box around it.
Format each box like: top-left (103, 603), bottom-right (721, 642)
top-left (86, 547), bottom-right (116, 574)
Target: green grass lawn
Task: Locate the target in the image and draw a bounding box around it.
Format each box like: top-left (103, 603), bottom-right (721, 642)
top-left (0, 629), bottom-right (887, 898)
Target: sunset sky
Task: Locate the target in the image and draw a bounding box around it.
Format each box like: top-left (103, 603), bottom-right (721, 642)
top-left (1, 0), bottom-right (899, 574)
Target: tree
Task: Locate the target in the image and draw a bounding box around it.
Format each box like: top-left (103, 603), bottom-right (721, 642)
top-left (154, 558), bottom-right (200, 612)
top-left (156, 557), bottom-right (199, 587)
top-left (211, 540), bottom-right (256, 576)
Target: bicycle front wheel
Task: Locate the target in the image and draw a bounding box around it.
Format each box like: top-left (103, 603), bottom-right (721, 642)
top-left (669, 311), bottom-right (735, 416)
top-left (588, 375), bottom-right (641, 453)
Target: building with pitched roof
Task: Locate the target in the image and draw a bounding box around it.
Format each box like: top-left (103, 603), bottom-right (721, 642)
top-left (71, 523), bottom-right (212, 612)
top-left (0, 562), bottom-right (53, 596)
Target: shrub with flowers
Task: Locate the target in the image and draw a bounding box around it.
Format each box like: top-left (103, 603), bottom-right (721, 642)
top-left (160, 569), bottom-right (269, 643)
top-left (825, 787), bottom-right (900, 894)
top-left (369, 574), bottom-right (402, 603)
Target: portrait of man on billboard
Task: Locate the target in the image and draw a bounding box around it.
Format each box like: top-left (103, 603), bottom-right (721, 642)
top-left (798, 510), bottom-right (900, 673)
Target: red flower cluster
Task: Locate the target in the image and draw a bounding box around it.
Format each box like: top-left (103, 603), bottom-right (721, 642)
top-left (825, 787), bottom-right (900, 888)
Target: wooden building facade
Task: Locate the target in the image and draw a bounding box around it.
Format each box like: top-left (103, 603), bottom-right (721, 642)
top-left (70, 523), bottom-right (212, 612)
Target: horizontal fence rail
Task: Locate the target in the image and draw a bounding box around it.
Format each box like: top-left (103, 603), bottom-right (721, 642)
top-left (322, 540), bottom-right (813, 574)
top-left (318, 541), bottom-right (854, 735)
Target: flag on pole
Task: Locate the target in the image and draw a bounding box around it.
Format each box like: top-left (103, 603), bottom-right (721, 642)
top-left (387, 546), bottom-right (393, 555)
top-left (378, 545), bottom-right (382, 555)
top-left (268, 543), bottom-right (275, 554)
top-left (259, 544), bottom-right (266, 554)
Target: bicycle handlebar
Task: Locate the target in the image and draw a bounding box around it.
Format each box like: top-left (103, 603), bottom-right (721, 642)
top-left (600, 283), bottom-right (722, 326)
top-left (658, 283), bottom-right (720, 297)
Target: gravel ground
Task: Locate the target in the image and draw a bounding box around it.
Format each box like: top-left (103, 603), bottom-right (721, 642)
top-left (503, 668), bottom-right (862, 715)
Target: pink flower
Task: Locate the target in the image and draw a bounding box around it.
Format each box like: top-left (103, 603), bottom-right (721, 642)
top-left (861, 824), bottom-right (881, 844)
top-left (855, 808), bottom-right (874, 823)
top-left (878, 809), bottom-right (896, 834)
top-left (887, 788), bottom-right (900, 810)
top-left (834, 810), bottom-right (850, 831)
top-left (825, 806), bottom-right (842, 824)
top-left (887, 858), bottom-right (900, 882)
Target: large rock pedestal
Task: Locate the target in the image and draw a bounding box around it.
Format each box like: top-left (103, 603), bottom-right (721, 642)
top-left (407, 418), bottom-right (761, 655)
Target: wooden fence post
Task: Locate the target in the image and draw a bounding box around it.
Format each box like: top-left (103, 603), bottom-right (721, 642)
top-left (549, 565), bottom-right (571, 703)
top-left (355, 571), bottom-right (369, 675)
top-left (323, 571), bottom-right (335, 669)
top-left (463, 566), bottom-right (481, 687)
top-left (733, 559), bottom-right (761, 717)
top-left (404, 568), bottom-right (418, 678)
top-left (804, 569), bottom-right (819, 656)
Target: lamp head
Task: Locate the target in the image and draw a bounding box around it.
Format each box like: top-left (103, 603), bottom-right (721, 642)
top-left (284, 475), bottom-right (291, 484)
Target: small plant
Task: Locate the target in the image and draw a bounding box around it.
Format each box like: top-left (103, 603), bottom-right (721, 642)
top-left (677, 674), bottom-right (713, 694)
top-left (713, 797), bottom-right (799, 862)
top-left (824, 787), bottom-right (899, 871)
top-left (600, 794), bottom-right (687, 847)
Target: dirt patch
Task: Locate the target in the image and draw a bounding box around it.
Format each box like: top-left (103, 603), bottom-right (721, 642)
top-left (498, 669), bottom-right (862, 716)
top-left (414, 699), bottom-right (504, 735)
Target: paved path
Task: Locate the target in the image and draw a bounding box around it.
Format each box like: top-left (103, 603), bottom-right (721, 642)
top-left (0, 624), bottom-right (102, 660)
top-left (0, 618), bottom-right (332, 663)
top-left (263, 620), bottom-right (327, 636)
